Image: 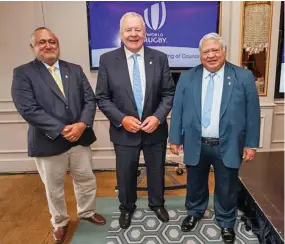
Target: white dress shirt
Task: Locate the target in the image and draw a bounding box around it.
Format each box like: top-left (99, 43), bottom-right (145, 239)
top-left (201, 65), bottom-right (225, 138)
top-left (43, 60), bottom-right (62, 80)
top-left (124, 46), bottom-right (146, 108)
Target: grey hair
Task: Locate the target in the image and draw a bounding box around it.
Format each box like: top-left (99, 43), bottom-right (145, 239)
top-left (119, 12), bottom-right (146, 34)
top-left (199, 33), bottom-right (226, 51)
top-left (30, 27), bottom-right (56, 46)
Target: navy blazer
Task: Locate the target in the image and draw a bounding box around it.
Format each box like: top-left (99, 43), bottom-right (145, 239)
top-left (96, 47), bottom-right (175, 146)
top-left (11, 59), bottom-right (96, 157)
top-left (169, 62), bottom-right (261, 169)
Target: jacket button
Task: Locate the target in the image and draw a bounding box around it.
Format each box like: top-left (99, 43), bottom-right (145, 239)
top-left (65, 106), bottom-right (68, 109)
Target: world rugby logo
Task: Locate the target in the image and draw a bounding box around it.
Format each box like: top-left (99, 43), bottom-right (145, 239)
top-left (144, 2), bottom-right (166, 31)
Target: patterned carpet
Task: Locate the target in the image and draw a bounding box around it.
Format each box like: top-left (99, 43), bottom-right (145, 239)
top-left (106, 208), bottom-right (259, 244)
top-left (71, 197), bottom-right (259, 244)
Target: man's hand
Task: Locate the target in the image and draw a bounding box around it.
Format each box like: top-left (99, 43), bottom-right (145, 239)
top-left (141, 116), bottom-right (159, 133)
top-left (121, 116), bottom-right (142, 133)
top-left (242, 148), bottom-right (257, 162)
top-left (61, 122), bottom-right (87, 142)
top-left (170, 144), bottom-right (183, 155)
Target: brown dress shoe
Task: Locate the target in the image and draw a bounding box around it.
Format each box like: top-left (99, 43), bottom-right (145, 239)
top-left (82, 213), bottom-right (106, 225)
top-left (53, 225), bottom-right (68, 244)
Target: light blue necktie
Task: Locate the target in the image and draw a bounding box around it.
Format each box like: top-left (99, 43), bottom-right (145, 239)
top-left (132, 54), bottom-right (143, 118)
top-left (202, 73), bottom-right (216, 128)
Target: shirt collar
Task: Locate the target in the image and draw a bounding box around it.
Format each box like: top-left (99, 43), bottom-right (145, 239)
top-left (203, 64), bottom-right (225, 79)
top-left (124, 46), bottom-right (145, 60)
top-left (43, 60), bottom-right (60, 70)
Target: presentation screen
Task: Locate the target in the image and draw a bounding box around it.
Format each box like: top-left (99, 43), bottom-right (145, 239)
top-left (87, 1), bottom-right (220, 69)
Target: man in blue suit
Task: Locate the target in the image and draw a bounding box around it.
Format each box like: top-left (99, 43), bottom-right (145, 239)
top-left (11, 27), bottom-right (106, 244)
top-left (169, 33), bottom-right (260, 243)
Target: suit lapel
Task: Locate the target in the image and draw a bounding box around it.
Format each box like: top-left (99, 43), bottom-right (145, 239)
top-left (59, 60), bottom-right (70, 102)
top-left (33, 59), bottom-right (68, 105)
top-left (116, 48), bottom-right (137, 108)
top-left (220, 62), bottom-right (235, 119)
top-left (143, 47), bottom-right (154, 108)
top-left (193, 65), bottom-right (203, 122)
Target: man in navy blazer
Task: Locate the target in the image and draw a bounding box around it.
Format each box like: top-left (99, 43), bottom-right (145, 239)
top-left (11, 27), bottom-right (106, 244)
top-left (169, 33), bottom-right (260, 243)
top-left (96, 12), bottom-right (175, 229)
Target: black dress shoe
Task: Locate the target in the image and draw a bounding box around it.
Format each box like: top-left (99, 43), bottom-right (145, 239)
top-left (152, 207), bottom-right (169, 222)
top-left (181, 215), bottom-right (201, 232)
top-left (221, 228), bottom-right (235, 243)
top-left (119, 212), bottom-right (132, 229)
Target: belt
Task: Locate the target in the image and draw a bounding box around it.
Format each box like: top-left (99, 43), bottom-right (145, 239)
top-left (201, 137), bottom-right (219, 146)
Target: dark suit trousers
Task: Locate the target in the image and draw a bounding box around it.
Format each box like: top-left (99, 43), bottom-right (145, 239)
top-left (114, 141), bottom-right (166, 212)
top-left (185, 143), bottom-right (239, 228)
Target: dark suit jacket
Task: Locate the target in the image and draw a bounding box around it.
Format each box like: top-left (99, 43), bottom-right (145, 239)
top-left (11, 59), bottom-right (96, 157)
top-left (96, 47), bottom-right (175, 146)
top-left (169, 62), bottom-right (261, 169)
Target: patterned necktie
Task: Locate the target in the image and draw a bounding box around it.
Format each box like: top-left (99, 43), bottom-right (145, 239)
top-left (202, 73), bottom-right (216, 128)
top-left (48, 66), bottom-right (65, 97)
top-left (132, 54), bottom-right (143, 118)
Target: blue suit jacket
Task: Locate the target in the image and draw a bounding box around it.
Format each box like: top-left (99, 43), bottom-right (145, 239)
top-left (11, 59), bottom-right (96, 157)
top-left (169, 62), bottom-right (260, 169)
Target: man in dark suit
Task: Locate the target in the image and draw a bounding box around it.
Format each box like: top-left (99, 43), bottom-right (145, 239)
top-left (11, 27), bottom-right (106, 244)
top-left (169, 33), bottom-right (260, 243)
top-left (96, 12), bottom-right (175, 229)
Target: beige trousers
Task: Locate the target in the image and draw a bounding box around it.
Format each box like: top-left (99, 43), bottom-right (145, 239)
top-left (35, 145), bottom-right (97, 228)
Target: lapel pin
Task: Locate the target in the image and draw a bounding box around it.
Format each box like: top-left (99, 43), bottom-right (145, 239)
top-left (227, 76), bottom-right (231, 80)
top-left (65, 75), bottom-right (68, 78)
top-left (149, 61), bottom-right (152, 65)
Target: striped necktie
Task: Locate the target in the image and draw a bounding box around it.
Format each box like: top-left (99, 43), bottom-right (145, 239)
top-left (48, 66), bottom-right (65, 97)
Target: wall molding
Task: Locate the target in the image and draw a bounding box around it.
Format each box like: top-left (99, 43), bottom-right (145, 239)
top-left (260, 102), bottom-right (277, 108)
top-left (271, 140), bottom-right (284, 144)
top-left (0, 120), bottom-right (26, 124)
top-left (271, 111), bottom-right (284, 144)
top-left (0, 115), bottom-right (109, 123)
top-left (0, 109), bottom-right (18, 113)
top-left (274, 100), bottom-right (284, 105)
top-left (0, 145), bottom-right (174, 155)
top-left (258, 147), bottom-right (284, 152)
top-left (259, 114), bottom-right (266, 148)
top-left (0, 99), bottom-right (13, 102)
top-left (0, 152), bottom-right (178, 172)
top-left (0, 147), bottom-right (115, 154)
top-left (0, 150), bottom-right (27, 154)
top-left (274, 112), bottom-right (285, 115)
top-left (1, 148), bottom-right (283, 173)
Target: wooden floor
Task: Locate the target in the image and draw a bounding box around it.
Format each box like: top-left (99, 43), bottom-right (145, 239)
top-left (0, 170), bottom-right (214, 244)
